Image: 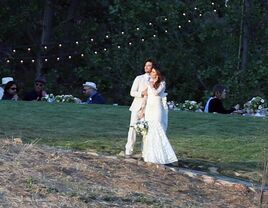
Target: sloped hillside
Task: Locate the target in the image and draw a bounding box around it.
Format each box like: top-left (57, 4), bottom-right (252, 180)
top-left (0, 139), bottom-right (257, 207)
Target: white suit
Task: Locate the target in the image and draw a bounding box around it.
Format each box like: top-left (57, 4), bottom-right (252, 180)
top-left (125, 73), bottom-right (150, 155)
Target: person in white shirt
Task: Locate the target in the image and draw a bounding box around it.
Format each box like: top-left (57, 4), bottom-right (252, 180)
top-left (125, 59), bottom-right (155, 157)
top-left (0, 77), bottom-right (14, 100)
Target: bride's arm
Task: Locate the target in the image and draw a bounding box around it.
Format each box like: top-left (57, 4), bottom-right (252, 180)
top-left (149, 81), bottom-right (166, 96)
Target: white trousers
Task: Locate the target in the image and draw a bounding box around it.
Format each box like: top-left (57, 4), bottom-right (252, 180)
top-left (125, 110), bottom-right (139, 155)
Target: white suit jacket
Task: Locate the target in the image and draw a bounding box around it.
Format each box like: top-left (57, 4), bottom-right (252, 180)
top-left (129, 73), bottom-right (150, 112)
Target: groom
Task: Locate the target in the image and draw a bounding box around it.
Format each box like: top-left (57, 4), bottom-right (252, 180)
top-left (125, 58), bottom-right (154, 157)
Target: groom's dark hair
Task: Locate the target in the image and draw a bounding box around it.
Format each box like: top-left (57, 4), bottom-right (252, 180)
top-left (144, 58), bottom-right (155, 65)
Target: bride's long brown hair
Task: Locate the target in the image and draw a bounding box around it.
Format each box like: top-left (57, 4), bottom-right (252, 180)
top-left (152, 65), bottom-right (165, 89)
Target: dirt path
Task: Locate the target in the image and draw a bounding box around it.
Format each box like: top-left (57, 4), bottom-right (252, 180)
top-left (0, 140), bottom-right (258, 207)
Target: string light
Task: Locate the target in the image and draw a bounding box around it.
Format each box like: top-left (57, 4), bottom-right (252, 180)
top-left (2, 4), bottom-right (221, 65)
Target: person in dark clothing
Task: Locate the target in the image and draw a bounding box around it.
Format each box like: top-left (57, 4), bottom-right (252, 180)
top-left (82, 81), bottom-right (105, 104)
top-left (204, 84), bottom-right (239, 114)
top-left (24, 76), bottom-right (48, 101)
top-left (2, 81), bottom-right (19, 101)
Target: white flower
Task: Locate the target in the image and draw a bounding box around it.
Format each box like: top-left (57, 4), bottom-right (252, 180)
top-left (133, 120), bottom-right (148, 136)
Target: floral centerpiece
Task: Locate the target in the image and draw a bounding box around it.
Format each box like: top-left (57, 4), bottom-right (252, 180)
top-left (167, 101), bottom-right (180, 110)
top-left (180, 100), bottom-right (202, 112)
top-left (42, 94), bottom-right (80, 103)
top-left (41, 94), bottom-right (55, 103)
top-left (133, 120), bottom-right (149, 136)
top-left (55, 95), bottom-right (78, 103)
top-left (243, 96), bottom-right (266, 114)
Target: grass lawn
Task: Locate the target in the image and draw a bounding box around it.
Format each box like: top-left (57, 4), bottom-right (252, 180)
top-left (0, 101), bottom-right (267, 181)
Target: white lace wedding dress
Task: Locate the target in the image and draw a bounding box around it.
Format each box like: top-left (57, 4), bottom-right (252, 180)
top-left (143, 81), bottom-right (178, 164)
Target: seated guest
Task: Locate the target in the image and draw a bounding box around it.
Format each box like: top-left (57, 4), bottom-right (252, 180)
top-left (204, 84), bottom-right (239, 114)
top-left (2, 81), bottom-right (19, 101)
top-left (0, 77), bottom-right (14, 100)
top-left (82, 82), bottom-right (105, 104)
top-left (24, 76), bottom-right (48, 101)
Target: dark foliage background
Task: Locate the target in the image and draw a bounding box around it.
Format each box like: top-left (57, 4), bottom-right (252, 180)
top-left (0, 0), bottom-right (267, 106)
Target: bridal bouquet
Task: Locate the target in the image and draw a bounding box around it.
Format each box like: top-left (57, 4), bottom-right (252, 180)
top-left (180, 100), bottom-right (202, 112)
top-left (243, 96), bottom-right (266, 113)
top-left (133, 120), bottom-right (148, 136)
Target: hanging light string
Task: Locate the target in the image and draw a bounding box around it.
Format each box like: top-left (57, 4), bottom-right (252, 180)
top-left (2, 1), bottom-right (220, 64)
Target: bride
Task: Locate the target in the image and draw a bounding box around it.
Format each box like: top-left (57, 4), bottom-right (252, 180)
top-left (140, 65), bottom-right (178, 164)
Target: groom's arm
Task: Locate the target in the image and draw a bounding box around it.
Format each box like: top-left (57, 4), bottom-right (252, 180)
top-left (130, 76), bottom-right (143, 98)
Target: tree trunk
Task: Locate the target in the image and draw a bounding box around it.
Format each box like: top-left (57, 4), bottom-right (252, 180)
top-left (36, 0), bottom-right (54, 77)
top-left (237, 0), bottom-right (251, 72)
top-left (64, 0), bottom-right (79, 37)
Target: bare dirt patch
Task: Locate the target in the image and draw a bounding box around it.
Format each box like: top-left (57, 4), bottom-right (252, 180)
top-left (0, 140), bottom-right (258, 207)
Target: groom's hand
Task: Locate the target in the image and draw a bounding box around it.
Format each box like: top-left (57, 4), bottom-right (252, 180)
top-left (142, 89), bottom-right (148, 97)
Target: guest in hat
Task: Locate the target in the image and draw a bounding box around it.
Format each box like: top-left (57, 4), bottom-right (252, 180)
top-left (0, 77), bottom-right (14, 100)
top-left (2, 81), bottom-right (19, 101)
top-left (82, 82), bottom-right (106, 104)
top-left (24, 76), bottom-right (48, 101)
